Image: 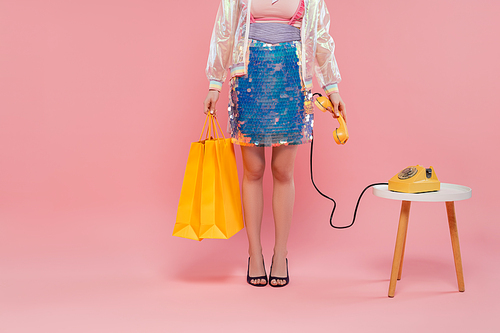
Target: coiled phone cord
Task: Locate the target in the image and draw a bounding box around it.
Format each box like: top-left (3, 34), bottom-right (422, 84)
top-left (309, 135), bottom-right (388, 229)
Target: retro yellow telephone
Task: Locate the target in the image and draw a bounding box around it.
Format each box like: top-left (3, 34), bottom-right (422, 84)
top-left (310, 94), bottom-right (441, 229)
top-left (388, 165), bottom-right (440, 193)
top-left (313, 93), bottom-right (349, 145)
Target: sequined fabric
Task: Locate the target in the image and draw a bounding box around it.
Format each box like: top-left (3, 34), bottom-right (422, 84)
top-left (228, 40), bottom-right (314, 147)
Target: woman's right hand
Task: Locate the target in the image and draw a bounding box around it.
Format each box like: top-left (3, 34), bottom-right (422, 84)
top-left (204, 90), bottom-right (220, 115)
top-left (328, 92), bottom-right (347, 122)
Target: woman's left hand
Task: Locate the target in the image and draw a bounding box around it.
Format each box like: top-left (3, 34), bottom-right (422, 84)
top-left (327, 92), bottom-right (347, 122)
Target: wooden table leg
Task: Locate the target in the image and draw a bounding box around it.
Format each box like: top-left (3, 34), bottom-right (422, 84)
top-left (398, 218), bottom-right (409, 281)
top-left (446, 201), bottom-right (465, 292)
top-left (388, 200), bottom-right (411, 298)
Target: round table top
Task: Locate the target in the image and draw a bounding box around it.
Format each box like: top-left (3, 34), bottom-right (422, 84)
top-left (372, 183), bottom-right (472, 202)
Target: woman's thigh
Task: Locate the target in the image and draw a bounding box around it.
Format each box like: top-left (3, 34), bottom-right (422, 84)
top-left (271, 145), bottom-right (299, 181)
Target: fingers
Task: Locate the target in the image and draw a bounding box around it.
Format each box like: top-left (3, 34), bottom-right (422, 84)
top-left (203, 99), bottom-right (210, 115)
top-left (328, 92), bottom-right (346, 121)
top-left (203, 98), bottom-right (215, 115)
top-left (204, 102), bottom-right (216, 115)
top-left (328, 94), bottom-right (340, 118)
top-left (339, 101), bottom-right (347, 122)
top-left (203, 90), bottom-right (220, 115)
top-left (333, 102), bottom-right (340, 118)
top-left (326, 106), bottom-right (339, 118)
top-left (327, 103), bottom-right (340, 118)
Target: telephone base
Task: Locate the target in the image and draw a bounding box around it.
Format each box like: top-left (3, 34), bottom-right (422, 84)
top-left (388, 181), bottom-right (440, 194)
top-left (388, 165), bottom-right (440, 194)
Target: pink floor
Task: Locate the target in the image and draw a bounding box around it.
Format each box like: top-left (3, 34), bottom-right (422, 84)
top-left (2, 196), bottom-right (499, 332)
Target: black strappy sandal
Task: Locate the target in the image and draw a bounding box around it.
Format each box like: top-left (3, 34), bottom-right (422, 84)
top-left (246, 256), bottom-right (268, 287)
top-left (269, 257), bottom-right (289, 287)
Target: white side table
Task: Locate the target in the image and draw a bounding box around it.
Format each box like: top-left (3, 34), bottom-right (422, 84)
top-left (372, 183), bottom-right (472, 297)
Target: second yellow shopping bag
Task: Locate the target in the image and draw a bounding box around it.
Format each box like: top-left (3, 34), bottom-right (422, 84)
top-left (173, 114), bottom-right (244, 240)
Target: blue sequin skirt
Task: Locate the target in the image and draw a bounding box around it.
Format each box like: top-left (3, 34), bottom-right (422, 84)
top-left (228, 40), bottom-right (314, 147)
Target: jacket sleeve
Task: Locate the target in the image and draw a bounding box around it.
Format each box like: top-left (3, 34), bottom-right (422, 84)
top-left (314, 0), bottom-right (341, 95)
top-left (206, 0), bottom-right (239, 91)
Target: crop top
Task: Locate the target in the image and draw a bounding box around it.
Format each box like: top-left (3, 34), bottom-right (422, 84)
top-left (251, 0), bottom-right (305, 28)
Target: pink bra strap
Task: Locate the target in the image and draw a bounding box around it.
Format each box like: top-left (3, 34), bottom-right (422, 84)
top-left (289, 0), bottom-right (305, 26)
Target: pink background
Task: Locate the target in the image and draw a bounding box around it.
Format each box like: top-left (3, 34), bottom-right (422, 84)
top-left (1, 0), bottom-right (499, 332)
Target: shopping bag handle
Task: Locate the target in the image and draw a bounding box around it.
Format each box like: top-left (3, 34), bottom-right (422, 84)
top-left (199, 113), bottom-right (212, 141)
top-left (210, 114), bottom-right (226, 140)
top-left (213, 116), bottom-right (225, 139)
top-left (199, 114), bottom-right (226, 141)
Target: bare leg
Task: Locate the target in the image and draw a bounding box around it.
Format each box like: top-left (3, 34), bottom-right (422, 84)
top-left (270, 144), bottom-right (298, 286)
top-left (241, 145), bottom-right (266, 285)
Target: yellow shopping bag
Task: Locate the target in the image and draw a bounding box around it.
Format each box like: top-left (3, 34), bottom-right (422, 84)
top-left (172, 137), bottom-right (205, 241)
top-left (173, 114), bottom-right (243, 241)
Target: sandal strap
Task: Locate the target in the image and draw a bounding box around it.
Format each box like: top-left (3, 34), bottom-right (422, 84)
top-left (247, 257), bottom-right (268, 286)
top-left (269, 258), bottom-right (289, 287)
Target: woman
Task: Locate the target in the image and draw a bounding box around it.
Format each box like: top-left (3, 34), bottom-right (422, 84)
top-left (203, 0), bottom-right (346, 287)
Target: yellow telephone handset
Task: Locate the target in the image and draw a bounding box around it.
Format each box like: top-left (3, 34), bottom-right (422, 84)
top-left (313, 93), bottom-right (349, 145)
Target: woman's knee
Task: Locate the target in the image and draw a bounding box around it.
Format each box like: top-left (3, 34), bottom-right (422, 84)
top-left (244, 163), bottom-right (265, 181)
top-left (241, 146), bottom-right (265, 181)
top-left (243, 160), bottom-right (265, 181)
top-left (271, 161), bottom-right (294, 183)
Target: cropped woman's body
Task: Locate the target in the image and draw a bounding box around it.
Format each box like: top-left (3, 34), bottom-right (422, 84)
top-left (204, 0), bottom-right (346, 287)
